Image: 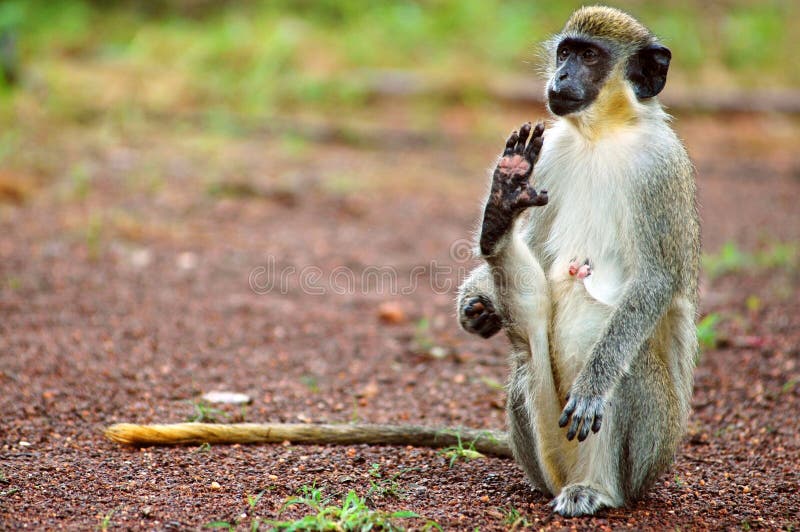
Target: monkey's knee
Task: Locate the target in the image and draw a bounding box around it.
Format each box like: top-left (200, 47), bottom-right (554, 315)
top-left (459, 294), bottom-right (503, 338)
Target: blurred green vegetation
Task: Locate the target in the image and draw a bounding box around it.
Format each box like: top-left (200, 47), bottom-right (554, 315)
top-left (0, 0), bottom-right (797, 191)
top-left (0, 0), bottom-right (797, 123)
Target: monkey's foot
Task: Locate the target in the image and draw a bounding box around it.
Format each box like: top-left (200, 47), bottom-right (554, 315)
top-left (568, 258), bottom-right (592, 280)
top-left (551, 484), bottom-right (613, 517)
top-left (460, 295), bottom-right (503, 338)
top-left (480, 122), bottom-right (548, 256)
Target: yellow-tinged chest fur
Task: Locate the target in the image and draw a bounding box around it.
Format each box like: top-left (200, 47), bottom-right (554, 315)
top-left (565, 70), bottom-right (639, 141)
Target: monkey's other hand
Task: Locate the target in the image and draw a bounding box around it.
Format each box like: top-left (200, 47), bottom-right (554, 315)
top-left (558, 388), bottom-right (606, 442)
top-left (460, 295), bottom-right (503, 338)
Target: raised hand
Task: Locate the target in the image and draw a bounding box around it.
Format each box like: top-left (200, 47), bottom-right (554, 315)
top-left (480, 122), bottom-right (548, 256)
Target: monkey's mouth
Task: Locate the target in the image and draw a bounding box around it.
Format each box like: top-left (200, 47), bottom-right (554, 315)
top-left (547, 90), bottom-right (588, 116)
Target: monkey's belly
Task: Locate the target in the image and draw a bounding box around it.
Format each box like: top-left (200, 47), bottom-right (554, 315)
top-left (548, 257), bottom-right (623, 392)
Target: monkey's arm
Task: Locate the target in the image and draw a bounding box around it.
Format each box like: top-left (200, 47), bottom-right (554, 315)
top-left (105, 422), bottom-right (511, 457)
top-left (479, 123), bottom-right (547, 259)
top-left (559, 265), bottom-right (673, 439)
top-left (458, 123), bottom-right (549, 340)
top-left (478, 123), bottom-right (550, 344)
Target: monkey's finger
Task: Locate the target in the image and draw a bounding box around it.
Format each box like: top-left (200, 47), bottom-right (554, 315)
top-left (532, 121), bottom-right (545, 139)
top-left (524, 134), bottom-right (545, 161)
top-left (558, 395), bottom-right (575, 427)
top-left (566, 412), bottom-right (582, 441)
top-left (516, 122), bottom-right (532, 152)
top-left (591, 413), bottom-right (603, 433)
top-left (519, 190), bottom-right (549, 209)
top-left (577, 416), bottom-right (592, 441)
top-left (560, 396), bottom-right (578, 427)
top-left (504, 131), bottom-right (519, 155)
top-left (532, 190), bottom-right (548, 207)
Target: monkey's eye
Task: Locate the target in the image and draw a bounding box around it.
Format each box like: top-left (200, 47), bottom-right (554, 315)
top-left (582, 48), bottom-right (598, 64)
top-left (557, 48), bottom-right (570, 62)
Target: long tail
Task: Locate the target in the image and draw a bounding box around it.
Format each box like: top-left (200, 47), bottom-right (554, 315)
top-left (105, 422), bottom-right (512, 457)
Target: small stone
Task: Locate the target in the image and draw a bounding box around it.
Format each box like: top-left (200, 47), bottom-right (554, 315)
top-left (131, 249), bottom-right (152, 268)
top-left (428, 346), bottom-right (448, 359)
top-left (357, 381), bottom-right (379, 400)
top-left (378, 302), bottom-right (406, 324)
top-left (201, 391), bottom-right (252, 405)
top-left (210, 481), bottom-right (221, 490)
top-left (177, 252), bottom-right (198, 270)
top-left (18, 441), bottom-right (31, 447)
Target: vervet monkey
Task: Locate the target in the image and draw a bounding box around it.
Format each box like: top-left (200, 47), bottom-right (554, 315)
top-left (107, 6), bottom-right (698, 518)
top-left (459, 5), bottom-right (699, 516)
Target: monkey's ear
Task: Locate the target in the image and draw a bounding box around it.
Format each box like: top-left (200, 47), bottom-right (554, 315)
top-left (626, 44), bottom-right (671, 99)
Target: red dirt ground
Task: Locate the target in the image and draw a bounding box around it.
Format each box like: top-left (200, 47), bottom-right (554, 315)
top-left (1, 106), bottom-right (799, 530)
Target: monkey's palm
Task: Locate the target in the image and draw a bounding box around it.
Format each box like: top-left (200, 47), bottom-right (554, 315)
top-left (480, 122), bottom-right (548, 256)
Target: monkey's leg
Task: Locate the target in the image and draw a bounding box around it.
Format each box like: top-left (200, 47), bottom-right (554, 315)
top-left (479, 124), bottom-right (566, 495)
top-left (479, 123), bottom-right (549, 329)
top-left (615, 347), bottom-right (687, 501)
top-left (551, 348), bottom-right (684, 516)
top-left (507, 355), bottom-right (559, 496)
top-left (457, 263), bottom-right (503, 338)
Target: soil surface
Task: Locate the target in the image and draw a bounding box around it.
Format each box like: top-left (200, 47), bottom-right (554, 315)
top-left (1, 105), bottom-right (799, 530)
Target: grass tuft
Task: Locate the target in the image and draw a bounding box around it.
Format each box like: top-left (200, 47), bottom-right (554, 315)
top-left (187, 400), bottom-right (229, 423)
top-left (269, 484), bottom-right (439, 531)
top-left (438, 433), bottom-right (485, 467)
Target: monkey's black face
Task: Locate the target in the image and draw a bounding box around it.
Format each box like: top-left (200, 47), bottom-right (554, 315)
top-left (548, 38), bottom-right (612, 116)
